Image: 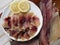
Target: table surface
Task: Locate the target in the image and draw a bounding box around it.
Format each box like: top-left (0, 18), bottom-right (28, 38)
top-left (53, 0), bottom-right (60, 10)
top-left (10, 0), bottom-right (60, 45)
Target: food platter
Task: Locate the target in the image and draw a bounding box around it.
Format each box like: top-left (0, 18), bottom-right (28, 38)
top-left (0, 1), bottom-right (43, 41)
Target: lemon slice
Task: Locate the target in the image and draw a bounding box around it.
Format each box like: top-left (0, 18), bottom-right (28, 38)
top-left (9, 1), bottom-right (20, 13)
top-left (18, 1), bottom-right (30, 12)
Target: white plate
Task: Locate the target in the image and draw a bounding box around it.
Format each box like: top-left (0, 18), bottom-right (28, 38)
top-left (0, 1), bottom-right (43, 41)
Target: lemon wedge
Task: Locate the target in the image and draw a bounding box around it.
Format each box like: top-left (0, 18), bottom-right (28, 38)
top-left (9, 1), bottom-right (20, 13)
top-left (18, 1), bottom-right (30, 12)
